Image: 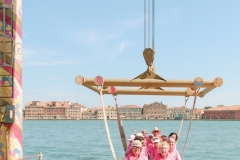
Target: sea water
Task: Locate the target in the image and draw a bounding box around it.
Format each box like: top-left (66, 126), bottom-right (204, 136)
top-left (23, 120), bottom-right (240, 160)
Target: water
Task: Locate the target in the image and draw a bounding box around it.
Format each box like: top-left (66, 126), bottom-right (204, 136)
top-left (23, 120), bottom-right (240, 160)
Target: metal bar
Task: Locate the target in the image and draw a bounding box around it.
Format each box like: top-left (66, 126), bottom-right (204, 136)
top-left (198, 88), bottom-right (215, 97)
top-left (83, 85), bottom-right (100, 94)
top-left (83, 86), bottom-right (207, 96)
top-left (82, 78), bottom-right (218, 88)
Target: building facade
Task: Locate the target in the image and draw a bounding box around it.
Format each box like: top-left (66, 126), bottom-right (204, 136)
top-left (204, 105), bottom-right (240, 120)
top-left (142, 102), bottom-right (167, 119)
top-left (166, 106), bottom-right (192, 119)
top-left (118, 105), bottom-right (142, 119)
top-left (82, 108), bottom-right (97, 119)
top-left (96, 106), bottom-right (117, 119)
top-left (24, 101), bottom-right (85, 119)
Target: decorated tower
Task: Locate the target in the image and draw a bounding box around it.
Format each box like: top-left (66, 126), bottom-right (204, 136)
top-left (0, 0), bottom-right (22, 159)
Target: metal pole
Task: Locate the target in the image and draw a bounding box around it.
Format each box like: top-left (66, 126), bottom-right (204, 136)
top-left (38, 152), bottom-right (43, 160)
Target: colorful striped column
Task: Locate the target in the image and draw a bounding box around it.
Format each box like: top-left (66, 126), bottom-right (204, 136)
top-left (0, 0), bottom-right (22, 159)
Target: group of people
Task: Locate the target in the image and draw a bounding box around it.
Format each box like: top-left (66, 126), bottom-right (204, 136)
top-left (125, 127), bottom-right (181, 160)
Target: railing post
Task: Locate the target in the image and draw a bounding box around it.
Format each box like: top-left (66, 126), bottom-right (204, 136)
top-left (38, 152), bottom-right (43, 160)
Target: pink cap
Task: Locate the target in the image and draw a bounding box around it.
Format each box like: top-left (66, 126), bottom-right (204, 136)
top-left (128, 135), bottom-right (135, 141)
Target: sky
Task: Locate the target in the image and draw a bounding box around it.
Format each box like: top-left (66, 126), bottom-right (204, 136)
top-left (22, 0), bottom-right (240, 109)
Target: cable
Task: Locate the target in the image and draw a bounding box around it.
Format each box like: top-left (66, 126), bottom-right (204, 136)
top-left (152, 0), bottom-right (155, 51)
top-left (144, 0), bottom-right (146, 49)
top-left (148, 0), bottom-right (150, 48)
top-left (181, 89), bottom-right (200, 159)
top-left (177, 97), bottom-right (189, 141)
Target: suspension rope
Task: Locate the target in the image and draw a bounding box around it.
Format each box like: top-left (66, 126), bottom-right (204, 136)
top-left (148, 0), bottom-right (150, 47)
top-left (177, 96), bottom-right (189, 140)
top-left (98, 85), bottom-right (117, 160)
top-left (181, 88), bottom-right (200, 159)
top-left (152, 0), bottom-right (155, 51)
top-left (144, 0), bottom-right (146, 49)
top-left (113, 95), bottom-right (127, 152)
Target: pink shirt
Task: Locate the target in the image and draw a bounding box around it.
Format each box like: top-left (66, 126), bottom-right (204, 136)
top-left (168, 148), bottom-right (181, 160)
top-left (149, 145), bottom-right (158, 160)
top-left (125, 149), bottom-right (148, 160)
top-left (153, 153), bottom-right (172, 160)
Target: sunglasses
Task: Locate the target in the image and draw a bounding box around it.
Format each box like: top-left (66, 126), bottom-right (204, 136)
top-left (132, 146), bottom-right (141, 149)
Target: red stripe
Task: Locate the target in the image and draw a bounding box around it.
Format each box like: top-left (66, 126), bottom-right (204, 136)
top-left (0, 13), bottom-right (22, 38)
top-left (13, 68), bottom-right (22, 87)
top-left (3, 123), bottom-right (23, 146)
top-left (0, 65), bottom-right (22, 87)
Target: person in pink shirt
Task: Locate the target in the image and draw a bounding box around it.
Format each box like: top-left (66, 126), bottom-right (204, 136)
top-left (147, 134), bottom-right (154, 149)
top-left (142, 130), bottom-right (149, 144)
top-left (167, 138), bottom-right (181, 160)
top-left (149, 137), bottom-right (160, 160)
top-left (152, 127), bottom-right (161, 138)
top-left (168, 132), bottom-right (178, 142)
top-left (134, 136), bottom-right (148, 159)
top-left (125, 140), bottom-right (148, 160)
top-left (126, 135), bottom-right (135, 154)
top-left (153, 142), bottom-right (171, 160)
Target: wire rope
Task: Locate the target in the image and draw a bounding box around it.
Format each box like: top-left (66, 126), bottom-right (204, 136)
top-left (152, 0), bottom-right (155, 51)
top-left (144, 0), bottom-right (146, 49)
top-left (181, 88), bottom-right (200, 159)
top-left (177, 97), bottom-right (189, 141)
top-left (148, 0), bottom-right (150, 48)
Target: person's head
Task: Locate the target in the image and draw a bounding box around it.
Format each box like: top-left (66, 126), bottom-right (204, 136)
top-left (128, 135), bottom-right (135, 142)
top-left (167, 138), bottom-right (176, 150)
top-left (134, 136), bottom-right (146, 146)
top-left (148, 134), bottom-right (154, 143)
top-left (142, 130), bottom-right (147, 137)
top-left (168, 132), bottom-right (178, 142)
top-left (136, 132), bottom-right (144, 137)
top-left (151, 127), bottom-right (161, 137)
top-left (152, 137), bottom-right (160, 147)
top-left (131, 140), bottom-right (142, 156)
top-left (161, 135), bottom-right (167, 142)
top-left (158, 142), bottom-right (170, 158)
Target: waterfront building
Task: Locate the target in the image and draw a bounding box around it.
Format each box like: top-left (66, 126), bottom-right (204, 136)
top-left (142, 102), bottom-right (167, 119)
top-left (166, 106), bottom-right (191, 119)
top-left (24, 101), bottom-right (85, 119)
top-left (65, 103), bottom-right (87, 120)
top-left (96, 106), bottom-right (117, 119)
top-left (82, 108), bottom-right (98, 119)
top-left (192, 108), bottom-right (204, 119)
top-left (118, 105), bottom-right (142, 119)
top-left (204, 105), bottom-right (240, 120)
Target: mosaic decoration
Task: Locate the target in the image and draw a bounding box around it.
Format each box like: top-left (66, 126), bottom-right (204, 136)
top-left (0, 0), bottom-right (23, 159)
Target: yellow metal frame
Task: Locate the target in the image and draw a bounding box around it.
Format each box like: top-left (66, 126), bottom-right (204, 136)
top-left (75, 77), bottom-right (223, 97)
top-left (75, 48), bottom-right (223, 97)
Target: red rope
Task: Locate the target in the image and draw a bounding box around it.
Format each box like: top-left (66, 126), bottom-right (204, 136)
top-left (18, 155), bottom-right (38, 160)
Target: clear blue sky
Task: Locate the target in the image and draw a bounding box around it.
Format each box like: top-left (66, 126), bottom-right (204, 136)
top-left (22, 0), bottom-right (240, 109)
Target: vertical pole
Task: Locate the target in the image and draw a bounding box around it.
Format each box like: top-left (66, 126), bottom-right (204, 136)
top-left (38, 152), bottom-right (43, 160)
top-left (0, 0), bottom-right (23, 160)
top-left (113, 96), bottom-right (127, 152)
